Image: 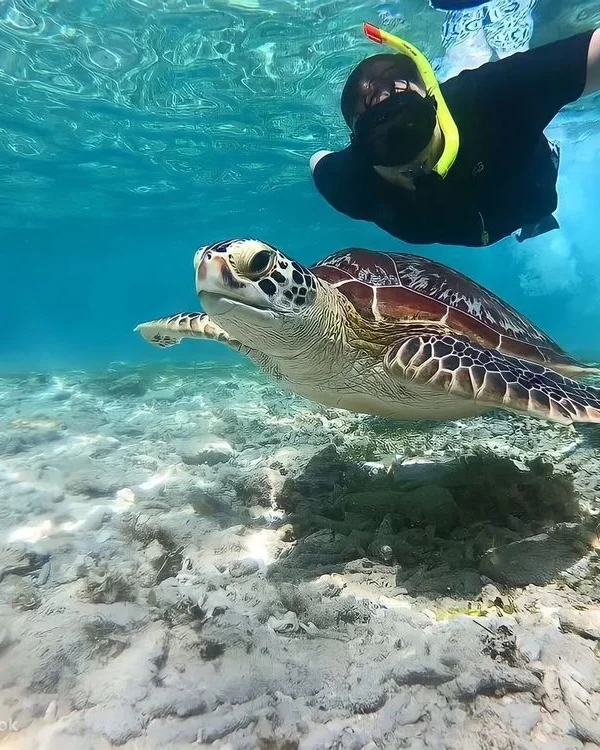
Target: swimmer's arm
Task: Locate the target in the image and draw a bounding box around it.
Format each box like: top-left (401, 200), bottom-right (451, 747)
top-left (476, 30), bottom-right (598, 134)
top-left (309, 149), bottom-right (482, 245)
top-left (310, 148), bottom-right (375, 222)
top-left (583, 28), bottom-right (600, 95)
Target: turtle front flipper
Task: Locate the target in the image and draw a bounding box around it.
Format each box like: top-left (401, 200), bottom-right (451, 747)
top-left (386, 332), bottom-right (600, 425)
top-left (134, 312), bottom-right (242, 351)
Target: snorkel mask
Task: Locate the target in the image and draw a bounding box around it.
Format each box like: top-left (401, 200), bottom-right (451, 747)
top-left (358, 22), bottom-right (460, 178)
top-left (352, 88), bottom-right (439, 170)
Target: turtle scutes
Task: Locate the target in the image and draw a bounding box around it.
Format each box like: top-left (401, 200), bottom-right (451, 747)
top-left (135, 239), bottom-right (600, 425)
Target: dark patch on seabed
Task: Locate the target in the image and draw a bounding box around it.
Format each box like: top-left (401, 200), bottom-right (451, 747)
top-left (0, 362), bottom-right (599, 749)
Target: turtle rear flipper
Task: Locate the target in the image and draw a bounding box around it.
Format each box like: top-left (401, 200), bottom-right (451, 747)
top-left (386, 332), bottom-right (600, 425)
top-left (135, 312), bottom-right (240, 350)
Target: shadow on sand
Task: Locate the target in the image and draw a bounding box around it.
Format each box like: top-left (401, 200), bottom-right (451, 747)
top-left (262, 445), bottom-right (599, 598)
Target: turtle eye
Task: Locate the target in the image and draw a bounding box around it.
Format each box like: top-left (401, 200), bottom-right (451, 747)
top-left (239, 249), bottom-right (274, 280)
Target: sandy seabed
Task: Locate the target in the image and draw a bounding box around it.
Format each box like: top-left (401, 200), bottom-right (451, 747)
top-left (0, 362), bottom-right (599, 750)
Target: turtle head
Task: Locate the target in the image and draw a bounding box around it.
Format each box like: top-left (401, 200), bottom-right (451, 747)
top-left (194, 238), bottom-right (321, 353)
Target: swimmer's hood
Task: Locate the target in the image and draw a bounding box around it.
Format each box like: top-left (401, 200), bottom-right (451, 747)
top-left (362, 22), bottom-right (459, 177)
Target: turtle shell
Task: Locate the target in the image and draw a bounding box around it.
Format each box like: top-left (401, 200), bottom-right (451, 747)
top-left (312, 247), bottom-right (590, 374)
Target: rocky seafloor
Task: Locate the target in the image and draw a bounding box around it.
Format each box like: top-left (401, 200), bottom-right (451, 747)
top-left (0, 362), bottom-right (599, 750)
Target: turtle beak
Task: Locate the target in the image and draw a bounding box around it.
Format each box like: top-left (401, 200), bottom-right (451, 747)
top-left (193, 246), bottom-right (207, 273)
top-left (193, 243), bottom-right (273, 316)
top-left (195, 248), bottom-right (244, 296)
top-left (194, 245), bottom-right (213, 290)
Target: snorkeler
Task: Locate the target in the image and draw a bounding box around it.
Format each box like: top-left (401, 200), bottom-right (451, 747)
top-left (310, 26), bottom-right (600, 248)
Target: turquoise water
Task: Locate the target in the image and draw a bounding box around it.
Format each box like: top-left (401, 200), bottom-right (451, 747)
top-left (4, 6), bottom-right (600, 746)
top-left (2, 0), bottom-right (600, 370)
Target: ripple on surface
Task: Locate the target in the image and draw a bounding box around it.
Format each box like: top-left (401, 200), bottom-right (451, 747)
top-left (0, 0), bottom-right (597, 222)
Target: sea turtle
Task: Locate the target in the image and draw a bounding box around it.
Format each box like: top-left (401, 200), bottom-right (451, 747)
top-left (135, 238), bottom-right (600, 425)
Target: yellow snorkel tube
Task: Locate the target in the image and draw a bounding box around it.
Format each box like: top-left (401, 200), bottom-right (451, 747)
top-left (363, 22), bottom-right (459, 178)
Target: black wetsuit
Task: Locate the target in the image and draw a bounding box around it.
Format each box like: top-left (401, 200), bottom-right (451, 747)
top-left (312, 31), bottom-right (594, 247)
